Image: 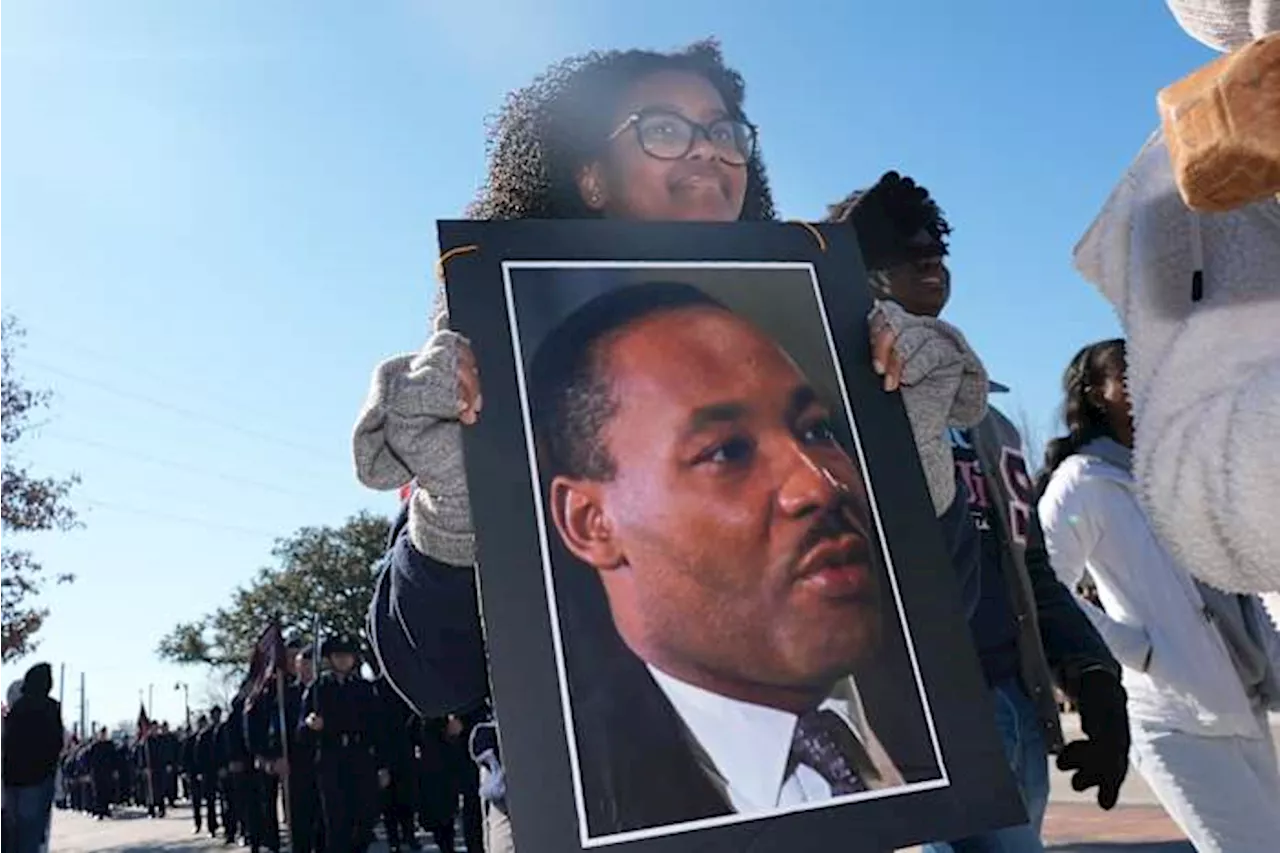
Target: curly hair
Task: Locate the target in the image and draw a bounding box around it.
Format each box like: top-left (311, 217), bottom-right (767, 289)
top-left (466, 39), bottom-right (776, 222)
top-left (822, 181), bottom-right (953, 273)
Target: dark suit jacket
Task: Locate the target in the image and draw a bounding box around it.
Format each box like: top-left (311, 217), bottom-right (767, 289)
top-left (575, 651), bottom-right (733, 837)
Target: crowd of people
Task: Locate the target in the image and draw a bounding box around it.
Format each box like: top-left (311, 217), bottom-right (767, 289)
top-left (44, 636), bottom-right (488, 853)
top-left (59, 719), bottom-right (181, 819)
top-left (3, 2), bottom-right (1276, 853)
top-left (351, 3), bottom-right (1279, 852)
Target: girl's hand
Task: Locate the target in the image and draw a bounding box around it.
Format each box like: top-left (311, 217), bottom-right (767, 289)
top-left (869, 308), bottom-right (904, 392)
top-left (458, 340), bottom-right (483, 425)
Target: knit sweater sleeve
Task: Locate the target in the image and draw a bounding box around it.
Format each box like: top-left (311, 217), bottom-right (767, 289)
top-left (352, 329), bottom-right (475, 566)
top-left (872, 301), bottom-right (990, 516)
top-left (352, 329), bottom-right (466, 490)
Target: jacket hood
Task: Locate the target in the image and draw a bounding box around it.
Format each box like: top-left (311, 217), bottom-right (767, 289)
top-left (22, 663), bottom-right (54, 697)
top-left (1061, 447), bottom-right (1136, 490)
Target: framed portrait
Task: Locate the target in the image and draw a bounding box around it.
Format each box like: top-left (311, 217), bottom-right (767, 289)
top-left (438, 220), bottom-right (1023, 853)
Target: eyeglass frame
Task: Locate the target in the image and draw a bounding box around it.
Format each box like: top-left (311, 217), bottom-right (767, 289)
top-left (607, 109), bottom-right (759, 166)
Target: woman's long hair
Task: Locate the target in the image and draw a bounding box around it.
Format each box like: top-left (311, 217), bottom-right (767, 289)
top-left (1037, 338), bottom-right (1127, 495)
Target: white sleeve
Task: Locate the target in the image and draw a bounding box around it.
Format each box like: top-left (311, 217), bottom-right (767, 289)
top-left (1137, 360), bottom-right (1280, 594)
top-left (1039, 474), bottom-right (1155, 672)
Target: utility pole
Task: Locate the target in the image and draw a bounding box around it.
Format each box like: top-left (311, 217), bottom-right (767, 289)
top-left (79, 672), bottom-right (86, 740)
top-left (175, 682), bottom-right (191, 729)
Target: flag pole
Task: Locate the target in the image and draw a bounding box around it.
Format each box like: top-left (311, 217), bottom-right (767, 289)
top-left (311, 615), bottom-right (322, 712)
top-left (143, 722), bottom-right (156, 814)
top-left (276, 672), bottom-right (293, 830)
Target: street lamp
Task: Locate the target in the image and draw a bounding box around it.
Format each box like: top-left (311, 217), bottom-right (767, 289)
top-left (174, 682), bottom-right (191, 729)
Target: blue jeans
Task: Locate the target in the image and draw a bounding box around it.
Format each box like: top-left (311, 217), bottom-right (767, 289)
top-left (3, 778), bottom-right (56, 853)
top-left (924, 678), bottom-right (1049, 853)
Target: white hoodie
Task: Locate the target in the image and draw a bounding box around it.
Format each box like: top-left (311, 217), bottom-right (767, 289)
top-left (1039, 448), bottom-right (1274, 738)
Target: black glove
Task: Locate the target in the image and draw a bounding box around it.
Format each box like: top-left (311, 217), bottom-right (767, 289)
top-left (839, 171), bottom-right (944, 270)
top-left (1058, 669), bottom-right (1130, 810)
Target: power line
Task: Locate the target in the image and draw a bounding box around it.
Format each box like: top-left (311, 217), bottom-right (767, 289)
top-left (42, 430), bottom-right (324, 497)
top-left (25, 358), bottom-right (335, 460)
top-left (79, 496), bottom-right (282, 539)
top-left (24, 329), bottom-right (272, 419)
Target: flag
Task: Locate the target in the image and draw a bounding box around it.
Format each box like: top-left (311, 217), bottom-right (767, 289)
top-left (239, 618), bottom-right (287, 712)
top-left (136, 703), bottom-right (151, 740)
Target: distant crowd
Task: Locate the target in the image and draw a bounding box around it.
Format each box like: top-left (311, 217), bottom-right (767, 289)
top-left (52, 635), bottom-right (488, 853)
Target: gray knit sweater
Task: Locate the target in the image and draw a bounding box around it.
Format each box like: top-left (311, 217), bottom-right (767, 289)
top-left (352, 296), bottom-right (988, 566)
top-left (353, 295), bottom-right (475, 566)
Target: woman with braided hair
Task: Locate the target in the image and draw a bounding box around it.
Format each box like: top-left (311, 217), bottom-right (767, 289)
top-left (1038, 339), bottom-right (1280, 852)
top-left (354, 39), bottom-right (985, 851)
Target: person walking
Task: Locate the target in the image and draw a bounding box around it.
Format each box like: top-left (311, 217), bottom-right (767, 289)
top-left (360, 40), bottom-right (988, 853)
top-left (1039, 338), bottom-right (1280, 853)
top-left (826, 175), bottom-right (1130, 852)
top-left (287, 648), bottom-right (323, 853)
top-left (302, 635), bottom-right (389, 853)
top-left (1, 663), bottom-right (64, 853)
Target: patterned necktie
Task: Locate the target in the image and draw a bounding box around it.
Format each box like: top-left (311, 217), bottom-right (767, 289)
top-left (790, 708), bottom-right (871, 795)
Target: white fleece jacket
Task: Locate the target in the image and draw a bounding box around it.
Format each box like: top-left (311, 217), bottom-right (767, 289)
top-left (1072, 129), bottom-right (1280, 594)
top-left (1039, 452), bottom-right (1275, 737)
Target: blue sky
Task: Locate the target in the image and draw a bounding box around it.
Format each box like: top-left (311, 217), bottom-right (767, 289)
top-left (2, 1), bottom-right (1213, 727)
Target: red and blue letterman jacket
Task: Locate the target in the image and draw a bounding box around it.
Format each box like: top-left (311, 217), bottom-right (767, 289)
top-left (950, 398), bottom-right (1119, 753)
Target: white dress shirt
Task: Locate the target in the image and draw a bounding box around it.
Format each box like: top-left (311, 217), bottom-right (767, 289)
top-left (647, 665), bottom-right (905, 813)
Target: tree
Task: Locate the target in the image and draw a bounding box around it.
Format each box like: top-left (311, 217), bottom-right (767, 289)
top-left (157, 511), bottom-right (391, 671)
top-left (2, 314), bottom-right (81, 661)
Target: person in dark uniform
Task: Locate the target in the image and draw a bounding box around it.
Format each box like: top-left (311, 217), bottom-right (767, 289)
top-left (117, 739), bottom-right (134, 807)
top-left (186, 714), bottom-right (210, 834)
top-left (140, 727), bottom-right (169, 818)
top-left (176, 726), bottom-right (190, 805)
top-left (301, 635), bottom-right (389, 853)
top-left (86, 729), bottom-right (116, 819)
top-left (158, 723), bottom-right (180, 807)
top-left (71, 739), bottom-right (92, 814)
top-left (218, 696), bottom-right (252, 846)
top-left (371, 674), bottom-right (420, 853)
top-left (246, 639), bottom-right (308, 853)
top-left (287, 647), bottom-right (323, 853)
top-left (413, 717), bottom-right (457, 853)
top-left (195, 708), bottom-right (223, 838)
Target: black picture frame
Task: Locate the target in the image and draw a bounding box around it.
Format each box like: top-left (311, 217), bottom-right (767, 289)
top-left (438, 220), bottom-right (1024, 853)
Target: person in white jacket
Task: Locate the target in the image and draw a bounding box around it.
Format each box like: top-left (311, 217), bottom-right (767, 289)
top-left (1037, 338), bottom-right (1280, 853)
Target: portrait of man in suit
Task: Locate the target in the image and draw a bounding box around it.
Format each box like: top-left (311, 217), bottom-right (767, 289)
top-left (525, 279), bottom-right (928, 839)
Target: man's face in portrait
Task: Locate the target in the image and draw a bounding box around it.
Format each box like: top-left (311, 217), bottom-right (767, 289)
top-left (549, 303), bottom-right (883, 713)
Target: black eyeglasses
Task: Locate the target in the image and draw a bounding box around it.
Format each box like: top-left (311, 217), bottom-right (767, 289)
top-left (609, 109), bottom-right (757, 166)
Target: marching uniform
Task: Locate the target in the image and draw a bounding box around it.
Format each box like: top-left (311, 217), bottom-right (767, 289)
top-left (301, 636), bottom-right (387, 853)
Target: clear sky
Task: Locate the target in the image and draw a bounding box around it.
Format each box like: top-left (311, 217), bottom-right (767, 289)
top-left (1, 1), bottom-right (1214, 727)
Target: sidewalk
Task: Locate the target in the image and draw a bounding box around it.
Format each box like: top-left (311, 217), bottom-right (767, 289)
top-left (1038, 712), bottom-right (1280, 850)
top-left (1041, 714), bottom-right (1182, 851)
top-left (53, 715), bottom-right (1280, 852)
top-left (1043, 803), bottom-right (1190, 851)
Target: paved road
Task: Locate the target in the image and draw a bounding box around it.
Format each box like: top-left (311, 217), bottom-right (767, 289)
top-left (50, 715), bottom-right (1280, 852)
top-left (48, 805), bottom-right (465, 853)
top-left (49, 803), bottom-right (1184, 853)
